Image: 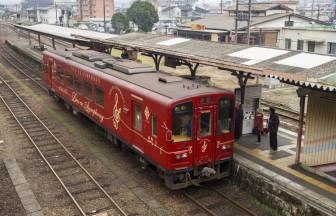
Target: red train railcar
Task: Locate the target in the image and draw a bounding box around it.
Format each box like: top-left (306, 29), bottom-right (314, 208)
top-left (43, 49), bottom-right (235, 189)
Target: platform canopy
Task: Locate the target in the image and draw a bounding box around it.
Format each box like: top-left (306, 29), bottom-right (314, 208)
top-left (14, 24), bottom-right (118, 44)
top-left (73, 32), bottom-right (336, 93)
top-left (13, 24), bottom-right (336, 93)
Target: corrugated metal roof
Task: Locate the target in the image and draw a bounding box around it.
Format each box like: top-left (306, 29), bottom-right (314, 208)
top-left (15, 24), bottom-right (118, 41)
top-left (82, 33), bottom-right (336, 93)
top-left (14, 24), bottom-right (336, 93)
top-left (180, 12), bottom-right (330, 31)
top-left (226, 3), bottom-right (292, 11)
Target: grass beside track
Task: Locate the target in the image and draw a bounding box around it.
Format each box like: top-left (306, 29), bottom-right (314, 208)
top-left (0, 62), bottom-right (77, 134)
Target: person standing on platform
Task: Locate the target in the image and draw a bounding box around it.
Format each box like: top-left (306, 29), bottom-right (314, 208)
top-left (254, 108), bottom-right (264, 144)
top-left (235, 104), bottom-right (244, 140)
top-left (268, 107), bottom-right (279, 153)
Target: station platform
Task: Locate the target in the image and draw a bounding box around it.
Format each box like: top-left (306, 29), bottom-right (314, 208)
top-left (3, 30), bottom-right (336, 215)
top-left (5, 39), bottom-right (43, 64)
top-left (235, 128), bottom-right (336, 215)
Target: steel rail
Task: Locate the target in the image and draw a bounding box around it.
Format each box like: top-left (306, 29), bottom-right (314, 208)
top-left (0, 75), bottom-right (127, 216)
top-left (207, 186), bottom-right (258, 216)
top-left (0, 45), bottom-right (48, 92)
top-left (183, 192), bottom-right (217, 216)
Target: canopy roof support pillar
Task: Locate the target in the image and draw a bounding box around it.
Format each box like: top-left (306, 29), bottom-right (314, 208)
top-left (38, 34), bottom-right (41, 47)
top-left (151, 53), bottom-right (163, 71)
top-left (28, 32), bottom-right (31, 46)
top-left (184, 62), bottom-right (199, 79)
top-left (231, 71), bottom-right (253, 105)
top-left (52, 38), bottom-right (56, 49)
top-left (296, 88), bottom-right (309, 165)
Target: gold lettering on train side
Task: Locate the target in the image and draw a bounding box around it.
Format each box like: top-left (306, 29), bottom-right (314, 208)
top-left (144, 106), bottom-right (150, 121)
top-left (71, 92), bottom-right (105, 123)
top-left (202, 140), bottom-right (208, 153)
top-left (112, 94), bottom-right (121, 130)
top-left (57, 86), bottom-right (69, 95)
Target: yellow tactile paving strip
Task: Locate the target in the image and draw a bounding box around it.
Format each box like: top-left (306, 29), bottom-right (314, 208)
top-left (235, 143), bottom-right (336, 194)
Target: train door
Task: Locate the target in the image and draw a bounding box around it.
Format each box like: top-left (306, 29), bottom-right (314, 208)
top-left (194, 107), bottom-right (215, 166)
top-left (45, 60), bottom-right (52, 87)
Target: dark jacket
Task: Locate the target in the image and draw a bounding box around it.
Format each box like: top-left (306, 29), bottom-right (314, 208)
top-left (268, 113), bottom-right (279, 133)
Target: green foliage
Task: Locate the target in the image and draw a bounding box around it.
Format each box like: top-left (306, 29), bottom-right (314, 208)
top-left (126, 1), bottom-right (159, 32)
top-left (111, 12), bottom-right (129, 34)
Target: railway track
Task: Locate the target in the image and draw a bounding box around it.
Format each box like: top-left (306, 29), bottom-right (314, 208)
top-left (261, 99), bottom-right (302, 123)
top-left (0, 74), bottom-right (127, 216)
top-left (184, 185), bottom-right (257, 216)
top-left (0, 44), bottom-right (47, 91)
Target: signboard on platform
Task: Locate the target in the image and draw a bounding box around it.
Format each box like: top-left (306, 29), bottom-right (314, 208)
top-left (235, 85), bottom-right (262, 135)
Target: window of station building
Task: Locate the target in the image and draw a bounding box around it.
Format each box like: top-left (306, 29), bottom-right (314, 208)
top-left (328, 42), bottom-right (336, 55)
top-left (152, 115), bottom-right (157, 136)
top-left (57, 66), bottom-right (64, 84)
top-left (66, 73), bottom-right (74, 89)
top-left (84, 81), bottom-right (92, 99)
top-left (172, 102), bottom-right (193, 142)
top-left (308, 41), bottom-right (315, 52)
top-left (217, 98), bottom-right (234, 134)
top-left (75, 76), bottom-right (82, 93)
top-left (297, 40), bottom-right (304, 51)
top-left (285, 38), bottom-right (291, 50)
top-left (95, 85), bottom-right (104, 107)
top-left (133, 103), bottom-right (142, 131)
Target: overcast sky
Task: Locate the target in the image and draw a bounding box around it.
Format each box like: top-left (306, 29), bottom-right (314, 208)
top-left (0, 0), bottom-right (311, 6)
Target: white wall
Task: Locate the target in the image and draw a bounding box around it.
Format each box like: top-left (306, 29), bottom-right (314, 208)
top-left (38, 8), bottom-right (67, 25)
top-left (252, 16), bottom-right (316, 29)
top-left (279, 27), bottom-right (336, 54)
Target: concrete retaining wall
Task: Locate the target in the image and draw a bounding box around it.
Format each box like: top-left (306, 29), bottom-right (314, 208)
top-left (233, 155), bottom-right (335, 216)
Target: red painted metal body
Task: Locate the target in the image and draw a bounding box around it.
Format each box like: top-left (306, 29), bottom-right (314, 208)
top-left (43, 49), bottom-right (235, 189)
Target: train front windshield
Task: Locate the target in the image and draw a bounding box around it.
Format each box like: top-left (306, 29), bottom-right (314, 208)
top-left (172, 102), bottom-right (193, 142)
top-left (217, 98), bottom-right (234, 134)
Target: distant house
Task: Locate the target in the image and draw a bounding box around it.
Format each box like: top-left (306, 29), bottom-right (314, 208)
top-left (279, 26), bottom-right (336, 55)
top-left (158, 4), bottom-right (209, 24)
top-left (178, 3), bottom-right (330, 46)
top-left (26, 6), bottom-right (67, 25)
top-left (159, 6), bottom-right (182, 22)
top-left (225, 3), bottom-right (293, 17)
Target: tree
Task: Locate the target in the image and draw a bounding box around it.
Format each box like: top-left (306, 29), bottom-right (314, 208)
top-left (111, 12), bottom-right (129, 34)
top-left (126, 1), bottom-right (159, 32)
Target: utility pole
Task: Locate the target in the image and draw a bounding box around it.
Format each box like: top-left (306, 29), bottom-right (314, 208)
top-left (234, 0), bottom-right (239, 44)
top-left (35, 0), bottom-right (37, 23)
top-left (80, 0), bottom-right (83, 21)
top-left (55, 3), bottom-right (58, 25)
top-left (247, 0), bottom-right (252, 45)
top-left (221, 0), bottom-right (223, 14)
top-left (311, 0), bottom-right (315, 18)
top-left (89, 0), bottom-right (92, 18)
top-left (103, 0), bottom-right (106, 32)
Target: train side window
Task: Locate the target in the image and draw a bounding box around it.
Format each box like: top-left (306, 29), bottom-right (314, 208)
top-left (172, 102), bottom-right (193, 142)
top-left (66, 73), bottom-right (74, 89)
top-left (75, 76), bottom-right (82, 93)
top-left (95, 85), bottom-right (104, 107)
top-left (84, 81), bottom-right (92, 99)
top-left (217, 98), bottom-right (234, 134)
top-left (133, 103), bottom-right (142, 131)
top-left (152, 115), bottom-right (157, 136)
top-left (57, 66), bottom-right (64, 84)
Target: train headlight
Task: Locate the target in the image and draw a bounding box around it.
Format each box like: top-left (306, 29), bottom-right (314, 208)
top-left (221, 145), bottom-right (231, 150)
top-left (176, 152), bottom-right (188, 159)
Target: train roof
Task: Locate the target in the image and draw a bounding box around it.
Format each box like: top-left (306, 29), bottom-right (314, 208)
top-left (45, 49), bottom-right (231, 100)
